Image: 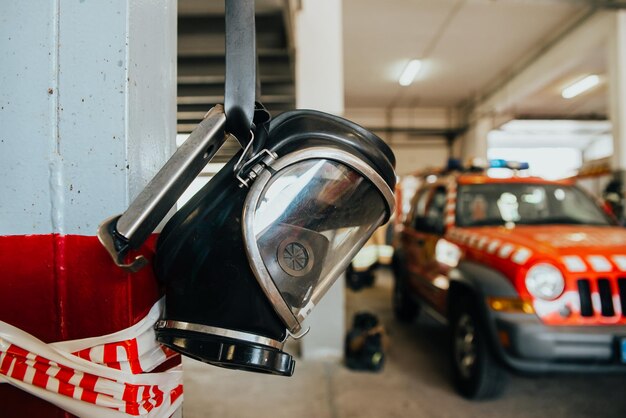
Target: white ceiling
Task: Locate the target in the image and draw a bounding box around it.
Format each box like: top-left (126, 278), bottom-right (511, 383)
top-left (509, 46), bottom-right (608, 118)
top-left (342, 0), bottom-right (596, 113)
top-left (177, 0), bottom-right (610, 120)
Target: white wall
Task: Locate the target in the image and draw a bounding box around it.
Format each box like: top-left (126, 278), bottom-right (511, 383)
top-left (345, 107), bottom-right (453, 176)
top-left (391, 145), bottom-right (449, 176)
top-left (345, 107), bottom-right (458, 129)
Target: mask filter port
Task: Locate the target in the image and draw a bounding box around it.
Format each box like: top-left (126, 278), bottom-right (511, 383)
top-left (278, 239), bottom-right (314, 277)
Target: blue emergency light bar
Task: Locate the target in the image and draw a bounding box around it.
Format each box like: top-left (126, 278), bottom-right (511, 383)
top-left (489, 159), bottom-right (529, 170)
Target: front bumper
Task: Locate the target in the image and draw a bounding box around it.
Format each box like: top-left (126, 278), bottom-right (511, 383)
top-left (490, 312), bottom-right (626, 373)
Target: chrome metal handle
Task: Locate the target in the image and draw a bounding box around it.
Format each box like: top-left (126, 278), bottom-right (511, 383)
top-left (97, 105), bottom-right (228, 272)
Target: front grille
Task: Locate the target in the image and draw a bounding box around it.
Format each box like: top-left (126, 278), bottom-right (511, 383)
top-left (619, 279), bottom-right (626, 317)
top-left (577, 279), bottom-right (593, 317)
top-left (597, 279), bottom-right (615, 316)
top-left (577, 277), bottom-right (626, 318)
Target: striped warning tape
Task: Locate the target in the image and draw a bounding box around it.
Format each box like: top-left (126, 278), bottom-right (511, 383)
top-left (0, 299), bottom-right (182, 417)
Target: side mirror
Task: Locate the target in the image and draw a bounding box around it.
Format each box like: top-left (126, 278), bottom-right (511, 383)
top-left (602, 200), bottom-right (620, 224)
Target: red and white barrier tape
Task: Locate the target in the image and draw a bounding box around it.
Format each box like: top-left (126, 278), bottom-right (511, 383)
top-left (0, 299), bottom-right (183, 418)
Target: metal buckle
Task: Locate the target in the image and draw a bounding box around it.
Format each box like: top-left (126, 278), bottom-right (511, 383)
top-left (234, 131), bottom-right (278, 188)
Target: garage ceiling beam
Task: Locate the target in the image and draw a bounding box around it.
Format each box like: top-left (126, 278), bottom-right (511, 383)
top-left (366, 126), bottom-right (465, 138)
top-left (513, 114), bottom-right (609, 121)
top-left (466, 10), bottom-right (611, 121)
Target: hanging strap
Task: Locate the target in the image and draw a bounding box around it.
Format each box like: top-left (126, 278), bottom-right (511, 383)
top-left (225, 0), bottom-right (257, 146)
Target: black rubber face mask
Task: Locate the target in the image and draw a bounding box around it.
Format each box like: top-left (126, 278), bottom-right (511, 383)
top-left (153, 110), bottom-right (396, 376)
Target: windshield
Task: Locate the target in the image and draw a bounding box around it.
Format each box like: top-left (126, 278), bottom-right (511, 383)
top-left (456, 183), bottom-right (611, 227)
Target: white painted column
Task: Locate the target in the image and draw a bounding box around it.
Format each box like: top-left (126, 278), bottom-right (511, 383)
top-left (0, 0), bottom-right (176, 237)
top-left (461, 115), bottom-right (492, 162)
top-left (609, 11), bottom-right (626, 173)
top-left (295, 0), bottom-right (345, 360)
top-left (295, 0), bottom-right (344, 114)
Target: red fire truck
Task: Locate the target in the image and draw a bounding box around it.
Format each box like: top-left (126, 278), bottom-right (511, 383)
top-left (393, 160), bottom-right (626, 399)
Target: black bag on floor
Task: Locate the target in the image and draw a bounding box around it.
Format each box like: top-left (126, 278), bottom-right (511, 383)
top-left (345, 263), bottom-right (376, 291)
top-left (344, 312), bottom-right (386, 372)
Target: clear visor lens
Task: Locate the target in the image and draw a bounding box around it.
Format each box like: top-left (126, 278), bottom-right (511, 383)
top-left (252, 159), bottom-right (387, 322)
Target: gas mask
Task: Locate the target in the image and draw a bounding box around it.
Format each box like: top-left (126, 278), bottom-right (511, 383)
top-left (152, 109), bottom-right (395, 376)
top-left (98, 106), bottom-right (395, 376)
top-left (97, 0), bottom-right (395, 377)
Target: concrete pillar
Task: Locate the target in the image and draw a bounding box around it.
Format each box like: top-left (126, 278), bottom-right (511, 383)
top-left (461, 116), bottom-right (492, 162)
top-left (295, 0), bottom-right (345, 360)
top-left (0, 1), bottom-right (176, 415)
top-left (609, 11), bottom-right (626, 172)
top-left (295, 0), bottom-right (344, 114)
top-left (0, 0), bottom-right (176, 236)
top-left (607, 10), bottom-right (626, 222)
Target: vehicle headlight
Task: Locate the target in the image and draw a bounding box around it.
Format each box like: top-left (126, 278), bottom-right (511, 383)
top-left (525, 263), bottom-right (565, 300)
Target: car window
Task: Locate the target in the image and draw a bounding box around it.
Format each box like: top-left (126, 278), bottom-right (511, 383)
top-left (411, 187), bottom-right (432, 231)
top-left (456, 183), bottom-right (611, 227)
top-left (410, 186), bottom-right (447, 233)
top-left (424, 187), bottom-right (447, 234)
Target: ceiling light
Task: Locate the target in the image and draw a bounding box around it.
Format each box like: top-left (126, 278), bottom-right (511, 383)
top-left (561, 75), bottom-right (600, 99)
top-left (398, 59), bottom-right (422, 86)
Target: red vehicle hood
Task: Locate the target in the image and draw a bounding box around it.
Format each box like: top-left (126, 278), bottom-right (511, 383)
top-left (457, 225), bottom-right (626, 258)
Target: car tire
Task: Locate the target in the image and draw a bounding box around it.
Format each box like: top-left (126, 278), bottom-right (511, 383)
top-left (450, 298), bottom-right (507, 400)
top-left (392, 254), bottom-right (419, 322)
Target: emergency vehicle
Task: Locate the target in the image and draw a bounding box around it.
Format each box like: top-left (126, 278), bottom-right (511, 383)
top-left (392, 160), bottom-right (626, 399)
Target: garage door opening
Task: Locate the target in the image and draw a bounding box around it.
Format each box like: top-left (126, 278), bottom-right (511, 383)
top-left (487, 119), bottom-right (612, 180)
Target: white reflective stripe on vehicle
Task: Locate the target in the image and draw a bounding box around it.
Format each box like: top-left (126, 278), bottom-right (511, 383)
top-left (511, 247), bottom-right (532, 265)
top-left (587, 255), bottom-right (612, 272)
top-left (498, 244), bottom-right (514, 258)
top-left (477, 237), bottom-right (489, 250)
top-left (562, 255), bottom-right (587, 272)
top-left (611, 255), bottom-right (626, 271)
top-left (486, 239), bottom-right (500, 254)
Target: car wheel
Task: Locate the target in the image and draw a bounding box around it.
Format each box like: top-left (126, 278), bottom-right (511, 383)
top-left (392, 256), bottom-right (419, 322)
top-left (450, 299), bottom-right (506, 399)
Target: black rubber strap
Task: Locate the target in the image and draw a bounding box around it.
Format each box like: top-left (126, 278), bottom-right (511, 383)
top-left (225, 0), bottom-right (256, 146)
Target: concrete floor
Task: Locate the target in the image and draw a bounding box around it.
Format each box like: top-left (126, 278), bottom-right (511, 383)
top-left (182, 270), bottom-right (626, 418)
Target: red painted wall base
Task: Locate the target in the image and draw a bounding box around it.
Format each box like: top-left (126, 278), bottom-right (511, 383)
top-left (0, 234), bottom-right (162, 417)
